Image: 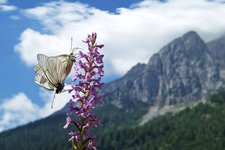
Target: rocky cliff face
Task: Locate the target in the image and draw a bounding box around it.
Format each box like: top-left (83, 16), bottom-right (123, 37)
top-left (146, 31), bottom-right (222, 106)
top-left (104, 63), bottom-right (147, 108)
top-left (104, 31), bottom-right (224, 109)
top-left (207, 35), bottom-right (225, 80)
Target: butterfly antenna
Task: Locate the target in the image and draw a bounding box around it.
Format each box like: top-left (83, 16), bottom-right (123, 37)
top-left (70, 37), bottom-right (73, 52)
top-left (62, 89), bottom-right (69, 93)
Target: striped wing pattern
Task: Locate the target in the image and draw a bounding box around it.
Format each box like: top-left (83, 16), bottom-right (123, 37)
top-left (34, 54), bottom-right (74, 93)
top-left (34, 54), bottom-right (56, 91)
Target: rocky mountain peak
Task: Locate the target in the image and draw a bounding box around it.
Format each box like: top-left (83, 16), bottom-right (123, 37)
top-left (124, 63), bottom-right (146, 78)
top-left (104, 31), bottom-right (223, 109)
top-left (182, 30), bottom-right (201, 41)
top-left (156, 30), bottom-right (208, 65)
top-left (147, 31), bottom-right (222, 106)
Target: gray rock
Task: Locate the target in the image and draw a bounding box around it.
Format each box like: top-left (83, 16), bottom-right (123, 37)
top-left (104, 31), bottom-right (223, 109)
top-left (208, 34), bottom-right (225, 81)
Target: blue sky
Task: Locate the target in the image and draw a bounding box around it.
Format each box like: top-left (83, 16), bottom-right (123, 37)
top-left (0, 0), bottom-right (144, 132)
top-left (1, 0), bottom-right (225, 132)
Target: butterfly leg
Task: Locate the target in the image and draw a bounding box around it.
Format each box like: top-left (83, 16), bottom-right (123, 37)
top-left (51, 89), bottom-right (56, 109)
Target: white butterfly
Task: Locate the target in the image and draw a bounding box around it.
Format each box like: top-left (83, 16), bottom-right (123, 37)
top-left (34, 51), bottom-right (76, 108)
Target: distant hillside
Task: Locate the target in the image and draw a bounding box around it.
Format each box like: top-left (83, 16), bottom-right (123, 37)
top-left (0, 103), bottom-right (148, 150)
top-left (1, 92), bottom-right (225, 150)
top-left (97, 91), bottom-right (225, 150)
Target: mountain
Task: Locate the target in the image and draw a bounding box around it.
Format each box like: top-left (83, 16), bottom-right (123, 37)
top-left (1, 31), bottom-right (225, 149)
top-left (104, 31), bottom-right (223, 110)
top-left (207, 34), bottom-right (225, 80)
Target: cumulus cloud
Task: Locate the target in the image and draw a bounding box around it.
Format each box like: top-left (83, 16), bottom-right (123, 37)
top-left (0, 91), bottom-right (71, 132)
top-left (0, 93), bottom-right (39, 132)
top-left (0, 5), bottom-right (16, 11)
top-left (15, 0), bottom-right (225, 77)
top-left (0, 0), bottom-right (17, 11)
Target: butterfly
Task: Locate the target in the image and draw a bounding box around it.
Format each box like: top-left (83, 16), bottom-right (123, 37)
top-left (34, 51), bottom-right (76, 108)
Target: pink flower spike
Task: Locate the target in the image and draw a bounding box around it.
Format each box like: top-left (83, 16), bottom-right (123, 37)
top-left (64, 33), bottom-right (104, 149)
top-left (64, 115), bottom-right (72, 129)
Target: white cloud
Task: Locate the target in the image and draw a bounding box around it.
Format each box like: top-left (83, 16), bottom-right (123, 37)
top-left (0, 91), bottom-right (71, 132)
top-left (0, 93), bottom-right (39, 132)
top-left (15, 0), bottom-right (225, 77)
top-left (0, 0), bottom-right (17, 12)
top-left (0, 4), bottom-right (17, 11)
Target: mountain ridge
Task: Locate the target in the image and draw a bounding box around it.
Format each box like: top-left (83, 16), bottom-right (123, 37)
top-left (104, 31), bottom-right (224, 111)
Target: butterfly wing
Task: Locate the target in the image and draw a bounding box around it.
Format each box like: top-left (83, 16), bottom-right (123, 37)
top-left (34, 73), bottom-right (55, 90)
top-left (54, 54), bottom-right (74, 83)
top-left (45, 56), bottom-right (62, 84)
top-left (46, 54), bottom-right (75, 93)
top-left (34, 54), bottom-right (74, 93)
top-left (34, 54), bottom-right (58, 91)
